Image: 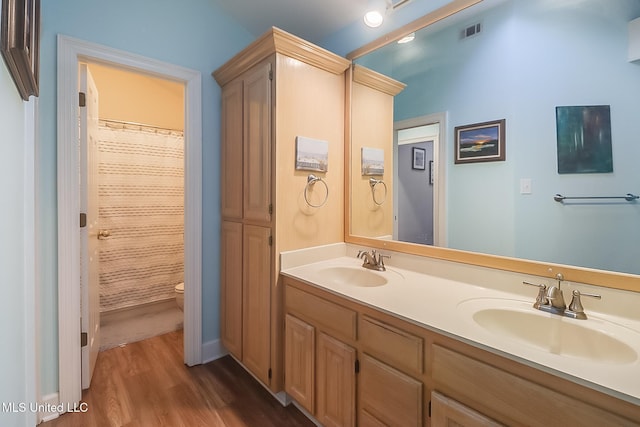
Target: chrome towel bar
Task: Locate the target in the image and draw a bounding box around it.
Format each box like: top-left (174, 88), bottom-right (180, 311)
top-left (553, 193), bottom-right (639, 203)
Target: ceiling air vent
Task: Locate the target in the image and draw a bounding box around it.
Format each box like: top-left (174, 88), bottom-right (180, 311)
top-left (460, 22), bottom-right (482, 40)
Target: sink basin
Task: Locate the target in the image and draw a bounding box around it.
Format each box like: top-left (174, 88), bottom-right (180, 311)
top-left (458, 299), bottom-right (638, 364)
top-left (316, 266), bottom-right (388, 287)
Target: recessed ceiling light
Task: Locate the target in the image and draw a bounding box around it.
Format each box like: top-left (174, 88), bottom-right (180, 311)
top-left (364, 10), bottom-right (384, 28)
top-left (397, 32), bottom-right (415, 44)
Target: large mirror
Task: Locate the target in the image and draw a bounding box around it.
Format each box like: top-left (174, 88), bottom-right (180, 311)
top-left (347, 0), bottom-right (640, 290)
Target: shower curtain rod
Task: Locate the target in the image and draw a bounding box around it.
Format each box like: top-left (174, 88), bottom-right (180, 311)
top-left (100, 118), bottom-right (184, 134)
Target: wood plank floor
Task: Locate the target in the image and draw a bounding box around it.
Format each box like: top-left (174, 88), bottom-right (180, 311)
top-left (43, 330), bottom-right (314, 427)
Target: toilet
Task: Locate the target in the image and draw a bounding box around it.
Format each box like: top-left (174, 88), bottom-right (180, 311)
top-left (175, 282), bottom-right (184, 311)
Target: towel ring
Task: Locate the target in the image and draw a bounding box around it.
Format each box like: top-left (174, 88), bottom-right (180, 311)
top-left (304, 174), bottom-right (329, 208)
top-left (369, 178), bottom-right (387, 206)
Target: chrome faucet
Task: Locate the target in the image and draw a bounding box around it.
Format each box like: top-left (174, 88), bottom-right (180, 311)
top-left (357, 249), bottom-right (389, 271)
top-left (523, 273), bottom-right (601, 320)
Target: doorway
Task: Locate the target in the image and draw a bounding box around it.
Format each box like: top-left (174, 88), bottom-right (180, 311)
top-left (86, 63), bottom-right (186, 356)
top-left (393, 112), bottom-right (447, 247)
top-left (57, 36), bottom-right (203, 407)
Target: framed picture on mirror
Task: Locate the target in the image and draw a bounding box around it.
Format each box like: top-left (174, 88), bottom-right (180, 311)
top-left (454, 119), bottom-right (506, 164)
top-left (412, 147), bottom-right (426, 170)
top-left (1, 0), bottom-right (40, 100)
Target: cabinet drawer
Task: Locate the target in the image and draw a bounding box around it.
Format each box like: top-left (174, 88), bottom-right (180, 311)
top-left (360, 315), bottom-right (423, 375)
top-left (432, 345), bottom-right (636, 426)
top-left (285, 283), bottom-right (357, 341)
top-left (360, 354), bottom-right (423, 427)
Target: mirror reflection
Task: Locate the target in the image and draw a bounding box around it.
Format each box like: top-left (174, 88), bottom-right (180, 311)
top-left (351, 0), bottom-right (640, 276)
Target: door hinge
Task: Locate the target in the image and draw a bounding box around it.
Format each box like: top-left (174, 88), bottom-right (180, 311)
top-left (268, 368), bottom-right (272, 379)
top-left (268, 70), bottom-right (273, 80)
top-left (355, 359), bottom-right (360, 374)
top-left (80, 212), bottom-right (87, 228)
top-left (268, 235), bottom-right (273, 246)
top-left (79, 91), bottom-right (86, 107)
top-left (81, 332), bottom-right (88, 347)
top-left (268, 204), bottom-right (273, 215)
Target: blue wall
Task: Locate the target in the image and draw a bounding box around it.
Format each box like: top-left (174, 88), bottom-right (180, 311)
top-left (358, 0), bottom-right (640, 274)
top-left (0, 9), bottom-right (29, 425)
top-left (38, 0), bottom-right (254, 396)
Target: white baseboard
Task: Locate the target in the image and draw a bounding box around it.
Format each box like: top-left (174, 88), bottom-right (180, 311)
top-left (38, 393), bottom-right (60, 423)
top-left (201, 339), bottom-right (228, 364)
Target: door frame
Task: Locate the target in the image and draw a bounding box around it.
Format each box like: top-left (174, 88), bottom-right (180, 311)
top-left (57, 35), bottom-right (203, 406)
top-left (393, 112), bottom-right (447, 247)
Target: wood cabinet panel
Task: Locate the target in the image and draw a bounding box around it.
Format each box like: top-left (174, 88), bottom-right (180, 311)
top-left (220, 221), bottom-right (243, 359)
top-left (284, 314), bottom-right (315, 414)
top-left (317, 333), bottom-right (356, 427)
top-left (360, 315), bottom-right (423, 375)
top-left (432, 345), bottom-right (637, 427)
top-left (431, 391), bottom-right (502, 427)
top-left (242, 225), bottom-right (272, 385)
top-left (243, 61), bottom-right (272, 223)
top-left (360, 354), bottom-right (423, 427)
top-left (220, 80), bottom-right (243, 219)
top-left (284, 282), bottom-right (356, 341)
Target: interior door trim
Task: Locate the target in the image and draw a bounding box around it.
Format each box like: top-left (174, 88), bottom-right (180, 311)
top-left (57, 35), bottom-right (203, 407)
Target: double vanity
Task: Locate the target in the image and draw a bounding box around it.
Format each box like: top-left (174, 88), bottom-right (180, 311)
top-left (212, 1), bottom-right (640, 424)
top-left (281, 243), bottom-right (640, 426)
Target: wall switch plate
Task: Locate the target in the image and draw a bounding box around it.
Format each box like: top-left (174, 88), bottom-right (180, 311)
top-left (520, 178), bottom-right (532, 194)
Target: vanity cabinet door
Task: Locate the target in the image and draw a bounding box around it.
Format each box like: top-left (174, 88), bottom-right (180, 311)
top-left (317, 333), bottom-right (356, 427)
top-left (243, 61), bottom-right (272, 224)
top-left (220, 79), bottom-right (243, 219)
top-left (359, 354), bottom-right (423, 427)
top-left (284, 314), bottom-right (315, 414)
top-left (431, 391), bottom-right (501, 427)
top-left (220, 221), bottom-right (243, 359)
top-left (242, 224), bottom-right (272, 386)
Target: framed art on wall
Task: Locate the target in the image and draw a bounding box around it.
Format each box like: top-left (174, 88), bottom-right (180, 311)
top-left (454, 119), bottom-right (506, 164)
top-left (412, 147), bottom-right (426, 170)
top-left (1, 0), bottom-right (40, 100)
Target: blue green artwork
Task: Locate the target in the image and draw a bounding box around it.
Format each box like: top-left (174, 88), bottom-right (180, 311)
top-left (556, 105), bottom-right (612, 174)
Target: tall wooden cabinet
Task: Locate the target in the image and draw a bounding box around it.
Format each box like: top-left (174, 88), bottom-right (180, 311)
top-left (214, 27), bottom-right (350, 393)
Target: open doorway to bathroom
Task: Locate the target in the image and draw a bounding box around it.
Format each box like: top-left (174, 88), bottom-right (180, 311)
top-left (86, 63), bottom-right (186, 351)
top-left (58, 36), bottom-right (202, 406)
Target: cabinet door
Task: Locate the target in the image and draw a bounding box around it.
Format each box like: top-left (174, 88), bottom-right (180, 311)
top-left (284, 315), bottom-right (315, 413)
top-left (431, 391), bottom-right (501, 427)
top-left (243, 61), bottom-right (272, 223)
top-left (317, 333), bottom-right (356, 427)
top-left (360, 354), bottom-right (423, 427)
top-left (221, 79), bottom-right (243, 219)
top-left (220, 221), bottom-right (243, 359)
top-left (242, 224), bottom-right (272, 385)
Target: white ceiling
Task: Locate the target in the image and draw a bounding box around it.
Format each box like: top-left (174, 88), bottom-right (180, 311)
top-left (211, 0), bottom-right (371, 43)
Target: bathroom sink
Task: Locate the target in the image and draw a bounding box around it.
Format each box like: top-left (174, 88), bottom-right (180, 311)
top-left (458, 299), bottom-right (638, 364)
top-left (316, 266), bottom-right (388, 287)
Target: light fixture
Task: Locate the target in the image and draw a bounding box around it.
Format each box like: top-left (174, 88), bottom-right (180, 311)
top-left (364, 10), bottom-right (384, 28)
top-left (397, 32), bottom-right (415, 44)
top-left (363, 0), bottom-right (413, 29)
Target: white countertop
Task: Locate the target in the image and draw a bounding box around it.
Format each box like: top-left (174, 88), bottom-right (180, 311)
top-left (280, 243), bottom-right (640, 406)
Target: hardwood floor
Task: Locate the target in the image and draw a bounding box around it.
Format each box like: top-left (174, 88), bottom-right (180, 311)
top-left (44, 331), bottom-right (314, 427)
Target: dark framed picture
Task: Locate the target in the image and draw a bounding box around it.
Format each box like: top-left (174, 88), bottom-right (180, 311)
top-left (412, 147), bottom-right (426, 170)
top-left (454, 119), bottom-right (506, 164)
top-left (1, 0), bottom-right (40, 100)
top-left (556, 105), bottom-right (612, 174)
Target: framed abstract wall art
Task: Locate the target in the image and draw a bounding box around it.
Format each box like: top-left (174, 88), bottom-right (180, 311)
top-left (556, 105), bottom-right (612, 174)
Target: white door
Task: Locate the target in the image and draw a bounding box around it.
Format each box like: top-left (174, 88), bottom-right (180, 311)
top-left (80, 63), bottom-right (101, 389)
